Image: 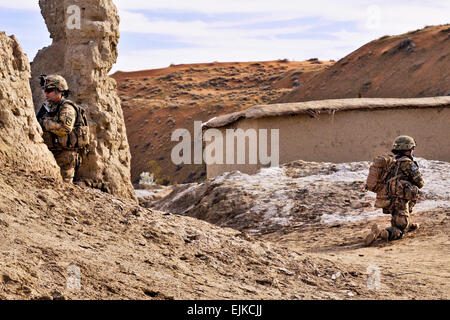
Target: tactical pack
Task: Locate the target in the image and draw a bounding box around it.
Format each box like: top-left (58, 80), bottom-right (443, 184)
top-left (66, 100), bottom-right (90, 149)
top-left (366, 155), bottom-right (395, 208)
top-left (386, 157), bottom-right (420, 203)
top-left (38, 99), bottom-right (90, 151)
top-left (366, 155), bottom-right (394, 192)
top-left (366, 155), bottom-right (420, 209)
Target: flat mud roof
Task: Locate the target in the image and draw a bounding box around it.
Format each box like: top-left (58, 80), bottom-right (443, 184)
top-left (203, 97), bottom-right (450, 128)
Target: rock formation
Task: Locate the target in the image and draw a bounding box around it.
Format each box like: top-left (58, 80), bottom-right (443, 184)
top-left (30, 0), bottom-right (137, 202)
top-left (0, 32), bottom-right (60, 179)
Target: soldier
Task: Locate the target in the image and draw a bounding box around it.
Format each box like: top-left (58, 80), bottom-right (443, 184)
top-left (365, 135), bottom-right (425, 246)
top-left (36, 74), bottom-right (81, 183)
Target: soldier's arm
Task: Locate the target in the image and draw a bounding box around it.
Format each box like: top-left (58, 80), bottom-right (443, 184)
top-left (42, 104), bottom-right (76, 137)
top-left (402, 161), bottom-right (424, 189)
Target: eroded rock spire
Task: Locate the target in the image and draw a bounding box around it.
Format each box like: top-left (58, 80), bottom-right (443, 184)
top-left (31, 0), bottom-right (137, 202)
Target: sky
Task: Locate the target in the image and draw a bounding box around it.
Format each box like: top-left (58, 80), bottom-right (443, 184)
top-left (0, 1), bottom-right (448, 73)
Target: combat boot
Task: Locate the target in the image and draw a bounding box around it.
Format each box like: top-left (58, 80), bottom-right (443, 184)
top-left (364, 224), bottom-right (382, 246)
top-left (407, 223), bottom-right (420, 232)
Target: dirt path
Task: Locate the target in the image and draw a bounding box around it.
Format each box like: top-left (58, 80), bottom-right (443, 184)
top-left (260, 209), bottom-right (450, 299)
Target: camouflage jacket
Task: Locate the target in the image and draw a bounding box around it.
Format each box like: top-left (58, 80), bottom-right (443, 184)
top-left (391, 155), bottom-right (424, 189)
top-left (37, 99), bottom-right (77, 150)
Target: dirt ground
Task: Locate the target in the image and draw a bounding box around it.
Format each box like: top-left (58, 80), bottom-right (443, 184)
top-left (260, 208), bottom-right (450, 299)
top-left (138, 158), bottom-right (450, 299)
top-left (1, 163), bottom-right (448, 300)
top-left (0, 165), bottom-right (379, 300)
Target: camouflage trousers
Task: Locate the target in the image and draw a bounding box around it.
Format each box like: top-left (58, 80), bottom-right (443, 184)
top-left (52, 150), bottom-right (80, 183)
top-left (382, 198), bottom-right (416, 240)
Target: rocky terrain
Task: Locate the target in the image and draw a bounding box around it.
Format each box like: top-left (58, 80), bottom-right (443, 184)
top-left (1, 158), bottom-right (448, 299)
top-left (111, 59), bottom-right (333, 185)
top-left (139, 158), bottom-right (450, 299)
top-left (0, 164), bottom-right (371, 300)
top-left (277, 25), bottom-right (450, 103)
top-left (0, 32), bottom-right (61, 181)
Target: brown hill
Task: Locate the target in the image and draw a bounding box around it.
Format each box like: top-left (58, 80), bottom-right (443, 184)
top-left (277, 25), bottom-right (450, 103)
top-left (111, 60), bottom-right (333, 185)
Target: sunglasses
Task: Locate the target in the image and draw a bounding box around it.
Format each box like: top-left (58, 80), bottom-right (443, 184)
top-left (44, 88), bottom-right (56, 93)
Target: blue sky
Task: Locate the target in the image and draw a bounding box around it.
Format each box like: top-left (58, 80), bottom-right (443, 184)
top-left (0, 1), bottom-right (448, 72)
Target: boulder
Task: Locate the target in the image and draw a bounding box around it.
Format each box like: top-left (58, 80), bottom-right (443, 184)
top-left (0, 32), bottom-right (60, 179)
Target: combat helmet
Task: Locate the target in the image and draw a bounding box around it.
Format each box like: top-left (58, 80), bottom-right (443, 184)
top-left (40, 74), bottom-right (69, 92)
top-left (392, 135), bottom-right (416, 152)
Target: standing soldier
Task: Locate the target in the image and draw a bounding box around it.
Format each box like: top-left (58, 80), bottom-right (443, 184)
top-left (36, 74), bottom-right (88, 183)
top-left (365, 136), bottom-right (425, 246)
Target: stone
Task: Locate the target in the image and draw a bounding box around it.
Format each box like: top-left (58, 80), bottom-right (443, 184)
top-left (0, 31), bottom-right (60, 179)
top-left (30, 0), bottom-right (137, 202)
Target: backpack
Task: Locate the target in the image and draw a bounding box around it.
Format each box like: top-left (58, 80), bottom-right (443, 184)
top-left (366, 154), bottom-right (394, 192)
top-left (386, 157), bottom-right (420, 204)
top-left (367, 155), bottom-right (420, 210)
top-left (366, 155), bottom-right (395, 208)
top-left (65, 100), bottom-right (90, 150)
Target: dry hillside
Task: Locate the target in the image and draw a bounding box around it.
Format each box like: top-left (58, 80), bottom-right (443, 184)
top-left (277, 25), bottom-right (450, 103)
top-left (113, 26), bottom-right (449, 186)
top-left (111, 60), bottom-right (333, 185)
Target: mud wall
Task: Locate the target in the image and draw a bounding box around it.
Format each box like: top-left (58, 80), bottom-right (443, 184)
top-left (206, 106), bottom-right (450, 178)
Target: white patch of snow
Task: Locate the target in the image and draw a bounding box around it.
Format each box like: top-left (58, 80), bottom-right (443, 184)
top-left (152, 157), bottom-right (450, 232)
top-left (415, 158), bottom-right (450, 200)
top-left (135, 189), bottom-right (155, 198)
top-left (321, 209), bottom-right (385, 224)
top-left (158, 184), bottom-right (198, 212)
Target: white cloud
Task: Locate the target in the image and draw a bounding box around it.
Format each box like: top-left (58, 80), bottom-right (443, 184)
top-left (119, 10), bottom-right (315, 40)
top-left (0, 1), bottom-right (39, 10)
top-left (1, 0), bottom-right (448, 71)
top-left (112, 36), bottom-right (356, 73)
top-left (113, 1), bottom-right (449, 70)
top-left (116, 0), bottom-right (363, 18)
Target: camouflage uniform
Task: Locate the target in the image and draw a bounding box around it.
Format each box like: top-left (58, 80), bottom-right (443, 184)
top-left (37, 75), bottom-right (81, 183)
top-left (365, 135), bottom-right (424, 246)
top-left (382, 155), bottom-right (424, 240)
